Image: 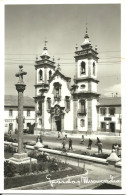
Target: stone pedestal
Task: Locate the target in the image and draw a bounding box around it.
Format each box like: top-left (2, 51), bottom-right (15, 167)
top-left (9, 153), bottom-right (37, 165)
top-left (34, 139), bottom-right (44, 149)
top-left (107, 150), bottom-right (120, 165)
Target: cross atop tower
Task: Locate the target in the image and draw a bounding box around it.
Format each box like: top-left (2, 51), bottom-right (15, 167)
top-left (15, 65), bottom-right (27, 83)
top-left (57, 58), bottom-right (61, 71)
top-left (84, 22), bottom-right (89, 39)
top-left (45, 40), bottom-right (48, 46)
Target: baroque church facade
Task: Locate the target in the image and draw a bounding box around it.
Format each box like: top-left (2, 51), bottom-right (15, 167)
top-left (34, 28), bottom-right (100, 135)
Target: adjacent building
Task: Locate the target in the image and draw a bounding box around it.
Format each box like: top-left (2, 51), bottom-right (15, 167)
top-left (97, 97), bottom-right (121, 133)
top-left (4, 95), bottom-right (35, 133)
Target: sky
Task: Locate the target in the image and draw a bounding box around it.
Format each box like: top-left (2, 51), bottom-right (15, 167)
top-left (5, 4), bottom-right (121, 98)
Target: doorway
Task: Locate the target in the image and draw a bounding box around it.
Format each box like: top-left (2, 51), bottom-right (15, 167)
top-left (56, 120), bottom-right (61, 132)
top-left (110, 122), bottom-right (115, 132)
top-left (101, 122), bottom-right (106, 131)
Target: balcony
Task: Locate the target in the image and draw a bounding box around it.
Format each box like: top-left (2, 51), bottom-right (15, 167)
top-left (77, 109), bottom-right (87, 116)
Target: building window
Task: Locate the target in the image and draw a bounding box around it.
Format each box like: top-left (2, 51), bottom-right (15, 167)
top-left (93, 62), bottom-right (96, 75)
top-left (47, 98), bottom-right (51, 111)
top-left (80, 84), bottom-right (86, 89)
top-left (53, 82), bottom-right (62, 101)
top-left (80, 119), bottom-right (85, 127)
top-left (109, 108), bottom-right (115, 116)
top-left (39, 69), bottom-right (43, 81)
top-left (80, 100), bottom-right (86, 113)
top-left (100, 108), bottom-right (106, 115)
top-left (49, 70), bottom-right (52, 80)
top-left (9, 109), bottom-right (13, 117)
top-left (81, 61), bottom-right (86, 74)
top-left (78, 99), bottom-right (86, 116)
top-left (27, 110), bottom-right (30, 117)
top-left (65, 96), bottom-right (70, 112)
top-left (37, 101), bottom-right (42, 116)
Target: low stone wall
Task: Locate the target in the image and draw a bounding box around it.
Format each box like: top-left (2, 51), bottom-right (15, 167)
top-left (4, 141), bottom-right (108, 165)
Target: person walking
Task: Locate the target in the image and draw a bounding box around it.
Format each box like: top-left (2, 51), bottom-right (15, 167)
top-left (88, 138), bottom-right (93, 150)
top-left (98, 142), bottom-right (103, 153)
top-left (69, 138), bottom-right (73, 150)
top-left (80, 135), bottom-right (85, 144)
top-left (57, 131), bottom-right (60, 140)
top-left (40, 134), bottom-right (43, 143)
top-left (62, 138), bottom-right (66, 150)
top-left (96, 137), bottom-right (101, 145)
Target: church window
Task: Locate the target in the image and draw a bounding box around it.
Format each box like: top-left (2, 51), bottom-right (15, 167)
top-left (65, 96), bottom-right (70, 112)
top-left (39, 118), bottom-right (42, 125)
top-left (47, 98), bottom-right (51, 110)
top-left (78, 99), bottom-right (86, 116)
top-left (80, 100), bottom-right (86, 113)
top-left (93, 62), bottom-right (96, 75)
top-left (39, 69), bottom-right (43, 81)
top-left (49, 70), bottom-right (52, 80)
top-left (80, 119), bottom-right (85, 127)
top-left (53, 82), bottom-right (62, 101)
top-left (81, 61), bottom-right (86, 74)
top-left (38, 101), bottom-right (42, 115)
top-left (80, 84), bottom-right (86, 89)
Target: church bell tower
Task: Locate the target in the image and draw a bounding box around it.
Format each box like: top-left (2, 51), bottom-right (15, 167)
top-left (73, 26), bottom-right (100, 133)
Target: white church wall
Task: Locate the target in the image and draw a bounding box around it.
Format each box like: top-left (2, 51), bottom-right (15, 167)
top-left (91, 82), bottom-right (97, 92)
top-left (64, 100), bottom-right (73, 131)
top-left (92, 99), bottom-right (98, 131)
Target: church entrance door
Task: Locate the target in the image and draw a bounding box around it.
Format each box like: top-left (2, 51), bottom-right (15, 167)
top-left (56, 120), bottom-right (61, 132)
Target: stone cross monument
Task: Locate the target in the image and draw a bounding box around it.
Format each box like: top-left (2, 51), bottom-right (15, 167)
top-left (15, 65), bottom-right (27, 153)
top-left (9, 65), bottom-right (37, 164)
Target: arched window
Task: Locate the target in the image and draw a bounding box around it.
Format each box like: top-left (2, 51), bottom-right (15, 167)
top-left (39, 69), bottom-right (43, 81)
top-left (80, 119), bottom-right (85, 127)
top-left (93, 62), bottom-right (96, 76)
top-left (81, 61), bottom-right (86, 74)
top-left (49, 70), bottom-right (52, 80)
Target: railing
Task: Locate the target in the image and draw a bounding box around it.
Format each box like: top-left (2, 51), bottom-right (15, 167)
top-left (77, 109), bottom-right (87, 116)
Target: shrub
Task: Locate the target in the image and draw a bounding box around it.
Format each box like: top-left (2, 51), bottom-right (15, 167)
top-left (4, 145), bottom-right (17, 154)
top-left (31, 163), bottom-right (38, 173)
top-left (38, 163), bottom-right (46, 172)
top-left (18, 164), bottom-right (30, 175)
top-left (48, 161), bottom-right (59, 172)
top-left (28, 150), bottom-right (38, 159)
top-left (4, 161), bottom-right (16, 177)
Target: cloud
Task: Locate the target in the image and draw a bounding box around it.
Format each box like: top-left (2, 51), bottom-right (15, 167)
top-left (103, 83), bottom-right (121, 97)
